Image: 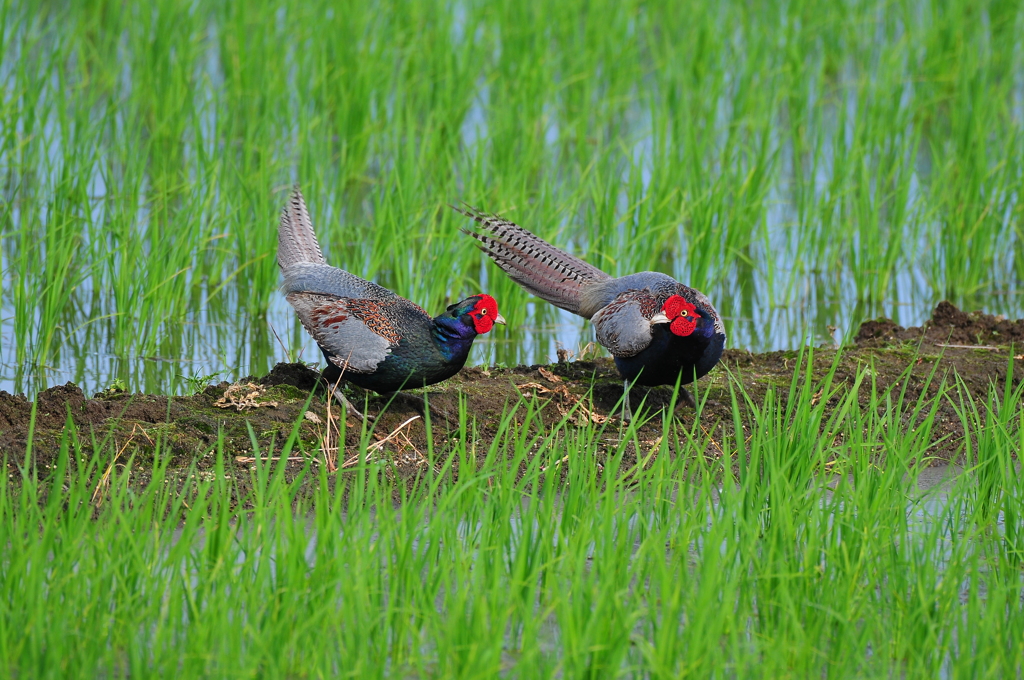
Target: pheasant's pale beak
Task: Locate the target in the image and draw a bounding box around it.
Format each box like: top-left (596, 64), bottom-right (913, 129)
top-left (650, 312), bottom-right (671, 325)
top-left (494, 313), bottom-right (507, 325)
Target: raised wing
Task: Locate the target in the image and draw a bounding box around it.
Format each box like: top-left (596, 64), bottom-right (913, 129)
top-left (281, 262), bottom-right (401, 303)
top-left (454, 206), bottom-right (611, 317)
top-left (278, 186), bottom-right (327, 268)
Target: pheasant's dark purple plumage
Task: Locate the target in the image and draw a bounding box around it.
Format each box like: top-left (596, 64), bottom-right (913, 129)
top-left (455, 207), bottom-right (725, 419)
top-left (279, 188), bottom-right (504, 404)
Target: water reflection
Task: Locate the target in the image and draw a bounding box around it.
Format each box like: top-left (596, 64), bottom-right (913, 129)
top-left (2, 6), bottom-right (1022, 398)
top-left (3, 278), bottom-right (1023, 397)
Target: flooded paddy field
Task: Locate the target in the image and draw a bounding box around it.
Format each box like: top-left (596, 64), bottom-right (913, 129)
top-left (2, 0), bottom-right (1024, 675)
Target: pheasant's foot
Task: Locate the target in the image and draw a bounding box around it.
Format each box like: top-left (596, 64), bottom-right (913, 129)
top-left (331, 389), bottom-right (368, 422)
top-left (319, 373), bottom-right (369, 422)
top-left (676, 386), bottom-right (696, 409)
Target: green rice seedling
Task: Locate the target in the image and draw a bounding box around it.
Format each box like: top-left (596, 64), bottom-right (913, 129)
top-left (1, 4), bottom-right (1024, 674)
top-left (3, 0), bottom-right (1024, 393)
top-left (948, 356), bottom-right (1024, 563)
top-left (4, 358), bottom-right (1024, 676)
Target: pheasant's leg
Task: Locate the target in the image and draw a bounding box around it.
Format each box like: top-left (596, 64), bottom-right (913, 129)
top-left (331, 389), bottom-right (367, 422)
top-left (320, 367), bottom-right (368, 422)
top-left (621, 379), bottom-right (633, 422)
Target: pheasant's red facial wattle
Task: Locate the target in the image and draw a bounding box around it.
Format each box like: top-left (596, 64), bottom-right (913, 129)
top-left (662, 295), bottom-right (700, 337)
top-left (468, 294), bottom-right (503, 334)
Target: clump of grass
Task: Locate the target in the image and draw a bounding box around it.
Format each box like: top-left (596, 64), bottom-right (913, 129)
top-left (3, 359), bottom-right (1022, 676)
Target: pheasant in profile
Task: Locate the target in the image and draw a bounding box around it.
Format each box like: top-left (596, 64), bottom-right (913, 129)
top-left (454, 206), bottom-right (725, 420)
top-left (279, 187), bottom-right (505, 416)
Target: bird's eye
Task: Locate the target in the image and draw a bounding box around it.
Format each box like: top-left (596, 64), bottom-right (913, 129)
top-left (679, 310), bottom-right (688, 317)
top-left (480, 308), bottom-right (488, 315)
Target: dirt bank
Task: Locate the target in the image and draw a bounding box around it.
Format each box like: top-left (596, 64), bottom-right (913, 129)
top-left (2, 301), bottom-right (1021, 497)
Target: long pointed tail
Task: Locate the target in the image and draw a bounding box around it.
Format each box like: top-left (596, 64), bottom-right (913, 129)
top-left (278, 186), bottom-right (327, 270)
top-left (453, 205), bottom-right (611, 318)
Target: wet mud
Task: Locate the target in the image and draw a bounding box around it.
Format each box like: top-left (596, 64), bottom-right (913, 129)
top-left (2, 301), bottom-right (1021, 502)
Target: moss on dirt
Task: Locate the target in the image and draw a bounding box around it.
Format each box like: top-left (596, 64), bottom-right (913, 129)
top-left (2, 301), bottom-right (1021, 500)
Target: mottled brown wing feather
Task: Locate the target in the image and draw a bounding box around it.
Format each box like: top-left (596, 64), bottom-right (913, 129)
top-left (286, 293), bottom-right (398, 373)
top-left (591, 290), bottom-right (662, 358)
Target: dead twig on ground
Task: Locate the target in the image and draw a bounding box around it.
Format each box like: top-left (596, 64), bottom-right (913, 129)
top-left (340, 415), bottom-right (421, 469)
top-left (214, 382), bottom-right (279, 411)
top-left (93, 423), bottom-right (153, 506)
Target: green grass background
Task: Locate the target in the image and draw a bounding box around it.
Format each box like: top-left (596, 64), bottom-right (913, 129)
top-left (2, 0), bottom-right (1022, 394)
top-left (2, 0), bottom-right (1024, 676)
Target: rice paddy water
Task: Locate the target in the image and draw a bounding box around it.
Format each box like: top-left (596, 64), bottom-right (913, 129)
top-left (1, 0), bottom-right (1023, 676)
top-left (1, 0), bottom-right (1022, 395)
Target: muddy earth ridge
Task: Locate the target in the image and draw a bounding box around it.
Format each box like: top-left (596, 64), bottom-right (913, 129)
top-left (2, 301), bottom-right (1022, 503)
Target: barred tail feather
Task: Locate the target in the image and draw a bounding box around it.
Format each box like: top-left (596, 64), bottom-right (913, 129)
top-left (278, 186), bottom-right (327, 269)
top-left (453, 206), bottom-right (611, 317)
